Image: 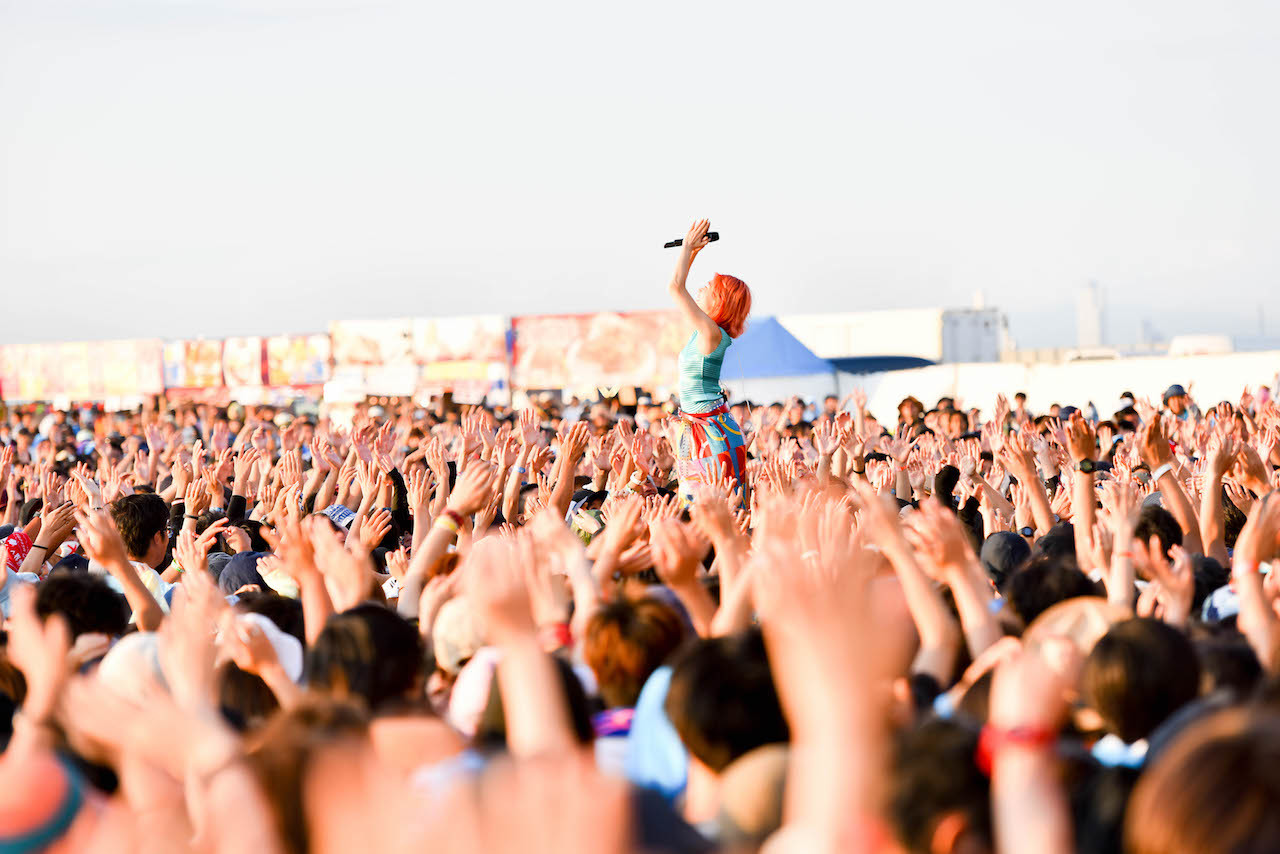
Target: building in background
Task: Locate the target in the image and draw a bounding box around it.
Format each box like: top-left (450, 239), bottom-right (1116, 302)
top-left (776, 307), bottom-right (1008, 368)
top-left (1076, 280), bottom-right (1105, 349)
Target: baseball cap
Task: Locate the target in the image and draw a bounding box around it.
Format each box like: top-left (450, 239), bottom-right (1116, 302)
top-left (1163, 384), bottom-right (1187, 403)
top-left (320, 504), bottom-right (357, 530)
top-left (433, 597), bottom-right (484, 677)
top-left (979, 532), bottom-right (1030, 587)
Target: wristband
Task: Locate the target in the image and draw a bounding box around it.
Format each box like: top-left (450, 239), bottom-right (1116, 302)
top-left (30, 544), bottom-right (48, 552)
top-left (442, 509), bottom-right (464, 528)
top-left (1151, 462), bottom-right (1174, 483)
top-left (538, 622), bottom-right (573, 651)
top-left (516, 467), bottom-right (527, 474)
top-left (975, 724), bottom-right (1056, 776)
top-left (434, 516), bottom-right (459, 533)
top-left (185, 514), bottom-right (200, 521)
top-left (1114, 551), bottom-right (1133, 559)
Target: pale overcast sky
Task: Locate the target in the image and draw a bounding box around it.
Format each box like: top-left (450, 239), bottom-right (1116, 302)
top-left (2, 0), bottom-right (1278, 349)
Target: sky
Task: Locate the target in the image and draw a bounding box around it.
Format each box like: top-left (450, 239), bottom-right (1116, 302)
top-left (2, 0), bottom-right (1278, 351)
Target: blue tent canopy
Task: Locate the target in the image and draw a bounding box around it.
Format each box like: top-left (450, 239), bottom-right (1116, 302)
top-left (722, 317), bottom-right (834, 379)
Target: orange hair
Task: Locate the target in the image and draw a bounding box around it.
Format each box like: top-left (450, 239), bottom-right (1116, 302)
top-left (705, 273), bottom-right (752, 339)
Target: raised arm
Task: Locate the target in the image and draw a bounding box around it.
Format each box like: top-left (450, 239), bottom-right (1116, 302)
top-left (1199, 432), bottom-right (1235, 566)
top-left (1138, 419), bottom-right (1204, 555)
top-left (666, 219), bottom-right (723, 354)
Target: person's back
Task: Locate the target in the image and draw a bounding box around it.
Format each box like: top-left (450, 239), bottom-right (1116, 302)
top-left (678, 330), bottom-right (731, 415)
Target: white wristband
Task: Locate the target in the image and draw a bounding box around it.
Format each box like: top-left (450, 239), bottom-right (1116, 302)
top-left (1151, 462), bottom-right (1174, 483)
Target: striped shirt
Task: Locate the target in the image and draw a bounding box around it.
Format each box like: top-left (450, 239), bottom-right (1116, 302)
top-left (678, 329), bottom-right (731, 413)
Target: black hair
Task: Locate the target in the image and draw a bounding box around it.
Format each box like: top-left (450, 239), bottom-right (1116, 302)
top-left (34, 570), bottom-right (130, 638)
top-left (1083, 618), bottom-right (1201, 743)
top-left (1194, 634), bottom-right (1262, 698)
top-left (238, 519), bottom-right (273, 553)
top-left (19, 498), bottom-right (42, 526)
top-left (1002, 553), bottom-right (1099, 627)
top-left (1134, 505), bottom-right (1182, 558)
top-left (474, 654), bottom-right (594, 751)
top-left (664, 628), bottom-right (789, 773)
top-left (109, 492), bottom-right (169, 559)
top-left (219, 662), bottom-right (280, 732)
top-left (1191, 555), bottom-right (1230, 615)
top-left (304, 604), bottom-right (425, 712)
top-left (889, 719), bottom-right (991, 854)
top-left (236, 592), bottom-right (306, 644)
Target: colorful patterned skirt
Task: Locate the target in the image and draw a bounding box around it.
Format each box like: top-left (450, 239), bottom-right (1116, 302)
top-left (674, 404), bottom-right (747, 501)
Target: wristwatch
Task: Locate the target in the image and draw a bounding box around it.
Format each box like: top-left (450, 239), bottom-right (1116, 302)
top-left (1019, 526), bottom-right (1035, 538)
top-left (1075, 459), bottom-right (1097, 474)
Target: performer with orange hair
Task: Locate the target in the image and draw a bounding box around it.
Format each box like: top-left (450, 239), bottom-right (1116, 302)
top-left (666, 218), bottom-right (753, 502)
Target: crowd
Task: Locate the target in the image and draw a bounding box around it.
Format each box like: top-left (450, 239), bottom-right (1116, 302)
top-left (2, 224), bottom-right (1280, 852)
top-left (1, 376), bottom-right (1278, 853)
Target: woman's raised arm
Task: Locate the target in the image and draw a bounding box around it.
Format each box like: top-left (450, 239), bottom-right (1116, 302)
top-left (666, 218), bottom-right (723, 354)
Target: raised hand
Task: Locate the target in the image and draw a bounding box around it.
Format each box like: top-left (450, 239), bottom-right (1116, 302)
top-left (360, 507), bottom-right (394, 548)
top-left (174, 521), bottom-right (227, 575)
top-left (75, 507), bottom-right (132, 568)
top-left (406, 466), bottom-right (434, 512)
top-left (184, 480), bottom-right (211, 517)
top-left (310, 517), bottom-right (375, 610)
top-left (1064, 413), bottom-right (1096, 464)
top-left (518, 408), bottom-right (541, 447)
top-left (464, 537), bottom-right (537, 644)
top-left (5, 585), bottom-right (71, 722)
top-left (812, 419), bottom-right (839, 458)
top-left (1136, 418), bottom-right (1174, 469)
top-left (648, 518), bottom-right (706, 589)
top-left (448, 462), bottom-right (498, 517)
top-left (1133, 540), bottom-right (1194, 627)
top-left (1206, 431), bottom-right (1238, 479)
top-left (679, 218), bottom-right (713, 262)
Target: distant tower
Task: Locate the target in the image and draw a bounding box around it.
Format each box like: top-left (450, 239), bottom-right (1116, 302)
top-left (1076, 281), bottom-right (1104, 349)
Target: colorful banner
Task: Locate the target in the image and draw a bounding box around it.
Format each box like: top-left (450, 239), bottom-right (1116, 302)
top-left (222, 337), bottom-right (265, 387)
top-left (410, 316), bottom-right (507, 363)
top-left (163, 340), bottom-right (224, 389)
top-left (0, 340), bottom-right (164, 402)
top-left (512, 311), bottom-right (683, 391)
top-left (266, 334), bottom-right (331, 386)
top-left (330, 319), bottom-right (414, 366)
top-left (99, 340), bottom-right (166, 397)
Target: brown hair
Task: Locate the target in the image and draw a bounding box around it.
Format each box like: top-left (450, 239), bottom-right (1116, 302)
top-left (584, 597), bottom-right (686, 708)
top-left (1126, 708), bottom-right (1280, 854)
top-left (246, 697), bottom-right (370, 854)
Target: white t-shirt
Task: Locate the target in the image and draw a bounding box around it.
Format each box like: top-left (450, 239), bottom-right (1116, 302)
top-left (89, 559), bottom-right (173, 620)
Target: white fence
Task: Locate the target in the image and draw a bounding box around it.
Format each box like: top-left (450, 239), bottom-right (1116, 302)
top-left (840, 351), bottom-right (1280, 420)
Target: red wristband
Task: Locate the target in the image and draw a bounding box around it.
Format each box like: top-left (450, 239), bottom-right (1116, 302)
top-left (538, 622), bottom-right (573, 651)
top-left (442, 509), bottom-right (464, 528)
top-left (976, 724), bottom-right (1056, 776)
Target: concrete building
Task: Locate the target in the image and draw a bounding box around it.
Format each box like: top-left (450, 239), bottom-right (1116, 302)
top-left (1076, 281), bottom-right (1105, 349)
top-left (777, 308), bottom-right (1008, 365)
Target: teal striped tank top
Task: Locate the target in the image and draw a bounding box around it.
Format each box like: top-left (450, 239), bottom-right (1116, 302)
top-left (678, 329), bottom-right (731, 414)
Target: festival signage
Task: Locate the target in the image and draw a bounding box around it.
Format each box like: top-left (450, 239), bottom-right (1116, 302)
top-left (222, 337), bottom-right (265, 387)
top-left (512, 311), bottom-right (682, 392)
top-left (163, 340), bottom-right (224, 390)
top-left (266, 334), bottom-right (331, 386)
top-left (330, 319), bottom-right (414, 366)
